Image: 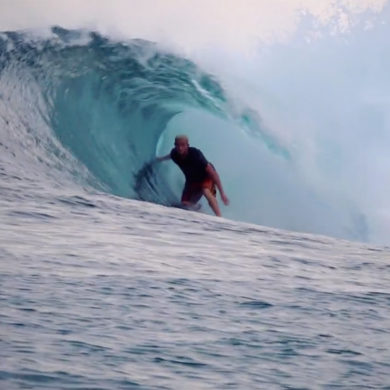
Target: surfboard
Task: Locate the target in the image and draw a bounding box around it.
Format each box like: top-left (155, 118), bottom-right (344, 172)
top-left (171, 203), bottom-right (202, 212)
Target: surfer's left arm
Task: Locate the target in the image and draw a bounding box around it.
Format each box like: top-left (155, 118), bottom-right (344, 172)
top-left (155, 154), bottom-right (171, 163)
top-left (205, 164), bottom-right (229, 206)
top-left (140, 154), bottom-right (169, 173)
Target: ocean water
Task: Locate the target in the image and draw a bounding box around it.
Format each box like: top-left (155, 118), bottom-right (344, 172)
top-left (1, 27), bottom-right (390, 389)
top-left (1, 174), bottom-right (390, 389)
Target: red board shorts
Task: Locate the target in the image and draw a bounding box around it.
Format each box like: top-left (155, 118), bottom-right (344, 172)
top-left (181, 178), bottom-right (217, 203)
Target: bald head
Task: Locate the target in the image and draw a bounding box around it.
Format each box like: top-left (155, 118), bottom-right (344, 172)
top-left (175, 135), bottom-right (189, 144)
top-left (174, 134), bottom-right (189, 156)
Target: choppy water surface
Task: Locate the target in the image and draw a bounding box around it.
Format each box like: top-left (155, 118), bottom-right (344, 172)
top-left (1, 179), bottom-right (390, 390)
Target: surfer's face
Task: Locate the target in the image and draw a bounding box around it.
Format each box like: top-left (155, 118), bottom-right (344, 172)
top-left (174, 139), bottom-right (189, 156)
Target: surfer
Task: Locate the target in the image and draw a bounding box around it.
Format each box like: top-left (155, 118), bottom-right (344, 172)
top-left (156, 135), bottom-right (229, 216)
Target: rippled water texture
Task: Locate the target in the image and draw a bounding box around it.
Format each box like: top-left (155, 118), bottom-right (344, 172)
top-left (1, 179), bottom-right (390, 389)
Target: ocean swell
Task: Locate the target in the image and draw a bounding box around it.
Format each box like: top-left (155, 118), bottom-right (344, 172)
top-left (0, 27), bottom-right (368, 241)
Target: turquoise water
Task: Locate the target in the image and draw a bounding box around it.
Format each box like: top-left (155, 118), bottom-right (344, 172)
top-left (0, 28), bottom-right (370, 241)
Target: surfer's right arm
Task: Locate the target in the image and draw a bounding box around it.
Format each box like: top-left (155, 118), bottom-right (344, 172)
top-left (155, 154), bottom-right (171, 162)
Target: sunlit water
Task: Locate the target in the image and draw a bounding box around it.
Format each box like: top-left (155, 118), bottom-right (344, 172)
top-left (1, 173), bottom-right (390, 390)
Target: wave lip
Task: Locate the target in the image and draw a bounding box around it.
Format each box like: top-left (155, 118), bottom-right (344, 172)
top-left (0, 27), bottom-right (370, 242)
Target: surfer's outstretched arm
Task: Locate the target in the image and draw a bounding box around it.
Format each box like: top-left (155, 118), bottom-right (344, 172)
top-left (205, 164), bottom-right (229, 206)
top-left (156, 154), bottom-right (171, 162)
top-left (137, 154), bottom-right (170, 178)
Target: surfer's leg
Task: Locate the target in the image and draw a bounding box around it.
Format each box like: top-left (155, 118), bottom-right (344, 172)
top-left (202, 188), bottom-right (221, 217)
top-left (181, 182), bottom-right (192, 206)
top-left (181, 182), bottom-right (202, 207)
top-left (182, 192), bottom-right (202, 207)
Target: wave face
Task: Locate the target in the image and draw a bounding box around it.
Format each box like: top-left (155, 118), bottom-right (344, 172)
top-left (0, 27), bottom-right (369, 241)
top-left (0, 27), bottom-right (231, 199)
